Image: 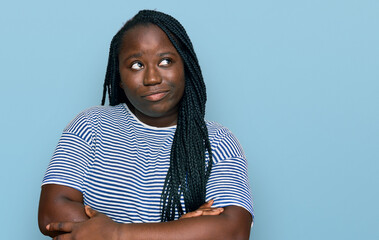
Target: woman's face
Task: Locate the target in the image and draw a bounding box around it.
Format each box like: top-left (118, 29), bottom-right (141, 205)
top-left (118, 24), bottom-right (185, 127)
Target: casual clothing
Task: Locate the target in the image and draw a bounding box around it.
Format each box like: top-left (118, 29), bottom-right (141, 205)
top-left (43, 103), bottom-right (253, 223)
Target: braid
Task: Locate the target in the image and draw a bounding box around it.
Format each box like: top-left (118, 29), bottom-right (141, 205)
top-left (101, 10), bottom-right (213, 222)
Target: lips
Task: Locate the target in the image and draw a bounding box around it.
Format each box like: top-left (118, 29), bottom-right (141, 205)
top-left (142, 90), bottom-right (169, 102)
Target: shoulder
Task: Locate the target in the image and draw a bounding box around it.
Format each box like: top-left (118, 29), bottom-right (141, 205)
top-left (63, 104), bottom-right (127, 141)
top-left (65, 104), bottom-right (126, 129)
top-left (205, 120), bottom-right (246, 164)
top-left (205, 120), bottom-right (229, 137)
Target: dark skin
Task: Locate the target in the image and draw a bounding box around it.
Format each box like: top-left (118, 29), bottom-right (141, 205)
top-left (118, 24), bottom-right (185, 127)
top-left (39, 185), bottom-right (251, 240)
top-left (38, 24), bottom-right (252, 240)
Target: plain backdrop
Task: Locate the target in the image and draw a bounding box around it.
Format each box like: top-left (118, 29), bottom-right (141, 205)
top-left (1, 0), bottom-right (378, 239)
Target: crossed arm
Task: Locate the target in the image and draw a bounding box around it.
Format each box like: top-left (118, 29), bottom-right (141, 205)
top-left (38, 184), bottom-right (252, 240)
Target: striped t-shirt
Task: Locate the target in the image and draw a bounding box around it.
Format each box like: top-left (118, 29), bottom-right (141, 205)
top-left (43, 103), bottom-right (253, 223)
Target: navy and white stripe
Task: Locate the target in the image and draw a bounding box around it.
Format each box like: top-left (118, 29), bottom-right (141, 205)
top-left (43, 103), bottom-right (253, 223)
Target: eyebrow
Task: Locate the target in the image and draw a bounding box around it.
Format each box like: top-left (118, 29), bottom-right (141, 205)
top-left (159, 51), bottom-right (177, 57)
top-left (123, 51), bottom-right (178, 62)
top-left (125, 53), bottom-right (142, 61)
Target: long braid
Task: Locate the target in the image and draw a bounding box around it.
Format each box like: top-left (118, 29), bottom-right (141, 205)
top-left (101, 10), bottom-right (213, 222)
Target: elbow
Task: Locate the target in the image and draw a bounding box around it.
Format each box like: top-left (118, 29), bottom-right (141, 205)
top-left (38, 212), bottom-right (60, 238)
top-left (226, 215), bottom-right (252, 239)
top-left (38, 211), bottom-right (51, 236)
top-left (38, 204), bottom-right (58, 237)
top-left (219, 219), bottom-right (251, 240)
top-left (225, 214), bottom-right (252, 240)
top-left (228, 229), bottom-right (251, 240)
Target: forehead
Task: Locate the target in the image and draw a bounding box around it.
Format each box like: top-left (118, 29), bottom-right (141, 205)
top-left (119, 24), bottom-right (176, 53)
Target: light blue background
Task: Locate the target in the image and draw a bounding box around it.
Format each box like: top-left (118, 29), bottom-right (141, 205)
top-left (1, 0), bottom-right (378, 239)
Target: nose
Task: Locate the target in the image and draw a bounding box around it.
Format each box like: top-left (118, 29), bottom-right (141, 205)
top-left (143, 65), bottom-right (162, 86)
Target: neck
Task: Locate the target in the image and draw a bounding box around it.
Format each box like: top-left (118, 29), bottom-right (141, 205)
top-left (126, 104), bottom-right (178, 127)
top-left (135, 111), bottom-right (178, 127)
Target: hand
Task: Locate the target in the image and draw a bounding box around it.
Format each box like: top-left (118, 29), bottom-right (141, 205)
top-left (179, 200), bottom-right (224, 219)
top-left (47, 206), bottom-right (120, 240)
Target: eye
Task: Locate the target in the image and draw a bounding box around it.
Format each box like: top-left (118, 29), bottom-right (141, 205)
top-left (159, 58), bottom-right (172, 67)
top-left (130, 62), bottom-right (144, 70)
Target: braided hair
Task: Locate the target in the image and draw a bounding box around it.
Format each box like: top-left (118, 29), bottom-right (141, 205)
top-left (101, 10), bottom-right (213, 222)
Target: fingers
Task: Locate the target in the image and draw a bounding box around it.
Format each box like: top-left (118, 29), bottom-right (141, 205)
top-left (84, 205), bottom-right (98, 218)
top-left (180, 200), bottom-right (223, 220)
top-left (179, 207), bottom-right (224, 219)
top-left (198, 199), bottom-right (224, 215)
top-left (180, 210), bottom-right (203, 219)
top-left (200, 207), bottom-right (224, 216)
top-left (47, 222), bottom-right (76, 232)
top-left (198, 199), bottom-right (214, 209)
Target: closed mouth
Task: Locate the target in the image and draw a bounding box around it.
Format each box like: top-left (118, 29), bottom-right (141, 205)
top-left (142, 90), bottom-right (169, 102)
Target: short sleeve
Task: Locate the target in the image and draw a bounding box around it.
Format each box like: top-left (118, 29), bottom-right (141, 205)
top-left (42, 111), bottom-right (95, 192)
top-left (206, 129), bottom-right (254, 218)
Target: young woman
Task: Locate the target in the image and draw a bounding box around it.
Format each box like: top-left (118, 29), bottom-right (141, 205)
top-left (38, 10), bottom-right (253, 240)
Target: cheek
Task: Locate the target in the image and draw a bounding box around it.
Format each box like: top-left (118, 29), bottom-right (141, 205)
top-left (119, 72), bottom-right (141, 93)
top-left (165, 72), bottom-right (185, 96)
top-left (121, 82), bottom-right (138, 98)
